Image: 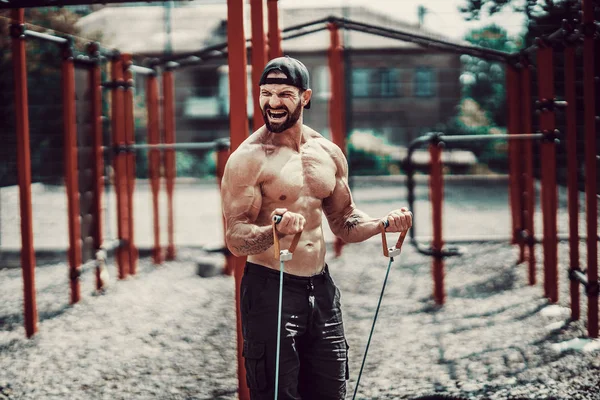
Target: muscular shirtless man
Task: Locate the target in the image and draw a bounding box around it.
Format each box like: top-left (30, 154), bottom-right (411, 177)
top-left (221, 56), bottom-right (412, 400)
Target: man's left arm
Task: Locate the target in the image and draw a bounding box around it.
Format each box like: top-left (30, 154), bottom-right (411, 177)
top-left (322, 144), bottom-right (411, 243)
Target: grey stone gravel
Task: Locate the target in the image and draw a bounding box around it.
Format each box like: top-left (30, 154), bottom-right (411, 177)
top-left (1, 179), bottom-right (599, 399)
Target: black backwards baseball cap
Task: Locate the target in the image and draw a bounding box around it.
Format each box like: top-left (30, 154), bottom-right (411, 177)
top-left (258, 56), bottom-right (311, 109)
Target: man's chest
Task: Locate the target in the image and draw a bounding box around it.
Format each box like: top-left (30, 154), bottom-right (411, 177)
top-left (260, 145), bottom-right (337, 202)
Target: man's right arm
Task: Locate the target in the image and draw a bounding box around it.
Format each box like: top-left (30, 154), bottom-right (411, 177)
top-left (221, 147), bottom-right (274, 257)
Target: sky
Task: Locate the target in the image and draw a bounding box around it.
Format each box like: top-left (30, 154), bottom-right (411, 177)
top-left (279, 0), bottom-right (528, 40)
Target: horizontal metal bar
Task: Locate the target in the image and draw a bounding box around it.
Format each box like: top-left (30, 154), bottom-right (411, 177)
top-left (281, 17), bottom-right (332, 34)
top-left (24, 30), bottom-right (68, 45)
top-left (103, 141), bottom-right (230, 153)
top-left (73, 56), bottom-right (98, 68)
top-left (129, 142), bottom-right (229, 151)
top-left (0, 0), bottom-right (192, 8)
top-left (130, 65), bottom-right (156, 76)
top-left (100, 239), bottom-right (124, 253)
top-left (336, 17), bottom-right (510, 62)
top-left (282, 25), bottom-right (329, 42)
top-left (439, 133), bottom-right (544, 143)
top-left (570, 269), bottom-right (588, 287)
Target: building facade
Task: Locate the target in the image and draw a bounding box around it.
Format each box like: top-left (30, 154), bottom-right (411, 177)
top-left (76, 4), bottom-right (463, 147)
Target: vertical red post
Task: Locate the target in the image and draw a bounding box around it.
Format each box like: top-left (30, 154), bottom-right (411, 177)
top-left (122, 54), bottom-right (137, 275)
top-left (216, 143), bottom-right (232, 276)
top-left (536, 42), bottom-right (558, 303)
top-left (110, 52), bottom-right (130, 279)
top-left (520, 60), bottom-right (536, 286)
top-left (328, 22), bottom-right (348, 257)
top-left (227, 0), bottom-right (251, 397)
top-left (11, 8), bottom-right (37, 338)
top-left (62, 39), bottom-right (83, 303)
top-left (162, 68), bottom-right (176, 261)
top-left (147, 72), bottom-right (162, 265)
top-left (251, 0), bottom-right (268, 131)
top-left (267, 0), bottom-right (282, 59)
top-left (564, 43), bottom-right (580, 321)
top-left (429, 141), bottom-right (445, 305)
top-left (88, 43), bottom-right (105, 291)
top-left (582, 0), bottom-right (598, 338)
top-left (506, 64), bottom-right (524, 260)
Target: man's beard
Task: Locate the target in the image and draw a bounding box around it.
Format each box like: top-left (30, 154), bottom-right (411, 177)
top-left (262, 100), bottom-right (302, 133)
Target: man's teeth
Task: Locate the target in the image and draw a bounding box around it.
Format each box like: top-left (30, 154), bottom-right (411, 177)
top-left (269, 110), bottom-right (286, 118)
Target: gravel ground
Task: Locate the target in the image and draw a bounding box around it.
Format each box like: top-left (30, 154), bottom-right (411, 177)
top-left (1, 178), bottom-right (599, 399)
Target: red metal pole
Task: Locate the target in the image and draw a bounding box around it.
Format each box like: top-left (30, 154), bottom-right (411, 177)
top-left (62, 40), bottom-right (82, 304)
top-left (564, 43), bottom-right (580, 321)
top-left (110, 53), bottom-right (130, 279)
top-left (216, 144), bottom-right (233, 276)
top-left (88, 43), bottom-right (105, 291)
top-left (122, 54), bottom-right (137, 275)
top-left (328, 22), bottom-right (348, 258)
top-left (429, 141), bottom-right (445, 305)
top-left (11, 8), bottom-right (38, 338)
top-left (506, 64), bottom-right (524, 260)
top-left (582, 0), bottom-right (598, 338)
top-left (267, 0), bottom-right (282, 59)
top-left (536, 42), bottom-right (558, 303)
top-left (162, 68), bottom-right (177, 261)
top-left (227, 0), bottom-right (251, 397)
top-left (147, 73), bottom-right (162, 265)
top-left (520, 61), bottom-right (536, 286)
top-left (250, 0), bottom-right (268, 131)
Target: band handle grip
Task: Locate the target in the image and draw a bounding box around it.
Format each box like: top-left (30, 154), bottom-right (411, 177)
top-left (380, 220), bottom-right (408, 258)
top-left (273, 214), bottom-right (302, 260)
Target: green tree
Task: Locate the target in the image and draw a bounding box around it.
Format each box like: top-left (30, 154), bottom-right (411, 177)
top-left (461, 24), bottom-right (521, 127)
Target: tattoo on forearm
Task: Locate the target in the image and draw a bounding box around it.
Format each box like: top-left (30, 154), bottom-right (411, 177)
top-left (233, 230), bottom-right (274, 255)
top-left (344, 213), bottom-right (363, 234)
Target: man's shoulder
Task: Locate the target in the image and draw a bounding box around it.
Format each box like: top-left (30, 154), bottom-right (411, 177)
top-left (304, 126), bottom-right (343, 155)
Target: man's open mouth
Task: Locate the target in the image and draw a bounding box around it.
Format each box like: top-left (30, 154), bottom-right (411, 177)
top-left (267, 109), bottom-right (288, 122)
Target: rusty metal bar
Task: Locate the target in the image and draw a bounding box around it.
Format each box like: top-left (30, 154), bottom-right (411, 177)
top-left (506, 64), bottom-right (524, 259)
top-left (564, 43), bottom-right (581, 321)
top-left (110, 52), bottom-right (130, 279)
top-left (267, 0), bottom-right (283, 59)
top-left (328, 22), bottom-right (348, 258)
top-left (520, 61), bottom-right (536, 286)
top-left (251, 0), bottom-right (268, 131)
top-left (429, 141), bottom-right (445, 305)
top-left (146, 72), bottom-right (162, 265)
top-left (582, 0), bottom-right (598, 338)
top-left (88, 42), bottom-right (105, 292)
top-left (162, 68), bottom-right (177, 261)
top-left (536, 41), bottom-right (559, 303)
top-left (11, 8), bottom-right (38, 338)
top-left (62, 39), bottom-right (83, 304)
top-left (227, 0), bottom-right (251, 397)
top-left (123, 54), bottom-right (138, 275)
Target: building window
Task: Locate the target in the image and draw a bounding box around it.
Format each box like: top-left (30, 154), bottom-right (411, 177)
top-left (380, 68), bottom-right (400, 97)
top-left (313, 66), bottom-right (331, 100)
top-left (352, 68), bottom-right (371, 97)
top-left (415, 67), bottom-right (435, 97)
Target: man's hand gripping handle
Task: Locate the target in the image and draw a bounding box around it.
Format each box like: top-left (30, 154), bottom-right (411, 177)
top-left (380, 220), bottom-right (408, 258)
top-left (273, 215), bottom-right (303, 261)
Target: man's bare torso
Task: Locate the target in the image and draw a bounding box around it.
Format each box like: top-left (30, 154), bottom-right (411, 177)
top-left (235, 126), bottom-right (340, 276)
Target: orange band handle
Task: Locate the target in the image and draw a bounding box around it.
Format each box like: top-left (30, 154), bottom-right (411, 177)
top-left (273, 215), bottom-right (302, 260)
top-left (380, 220), bottom-right (408, 257)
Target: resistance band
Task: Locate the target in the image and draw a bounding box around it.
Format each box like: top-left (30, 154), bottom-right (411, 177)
top-left (352, 221), bottom-right (408, 400)
top-left (272, 215), bottom-right (302, 400)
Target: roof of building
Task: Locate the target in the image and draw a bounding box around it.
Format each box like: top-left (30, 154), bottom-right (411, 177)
top-left (75, 4), bottom-right (466, 56)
